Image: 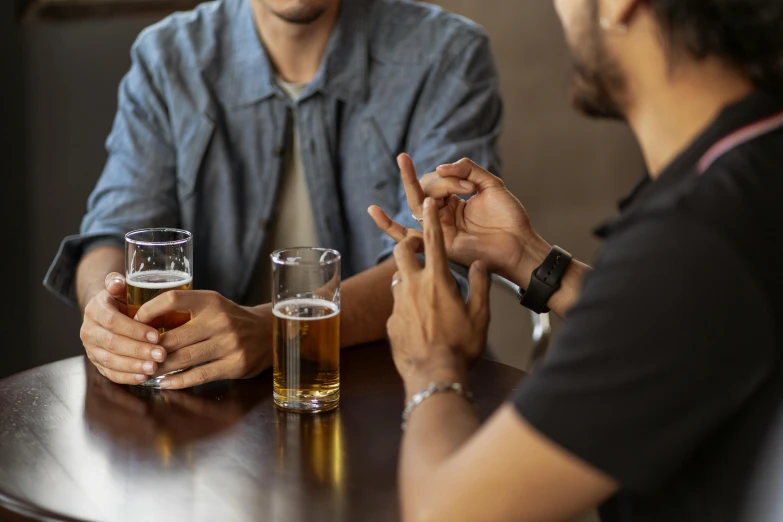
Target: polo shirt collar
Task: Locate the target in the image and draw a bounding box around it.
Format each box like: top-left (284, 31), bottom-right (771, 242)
top-left (595, 90), bottom-right (783, 238)
top-left (223, 0), bottom-right (369, 108)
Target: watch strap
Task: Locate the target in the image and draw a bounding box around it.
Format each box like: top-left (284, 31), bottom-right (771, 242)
top-left (518, 246), bottom-right (573, 314)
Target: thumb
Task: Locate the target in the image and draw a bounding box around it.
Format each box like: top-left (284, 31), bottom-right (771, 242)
top-left (436, 158), bottom-right (505, 192)
top-left (104, 272), bottom-right (126, 298)
top-left (467, 261), bottom-right (490, 327)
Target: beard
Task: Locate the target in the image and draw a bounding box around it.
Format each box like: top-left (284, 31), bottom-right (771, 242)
top-left (567, 0), bottom-right (627, 120)
top-left (266, 2), bottom-right (329, 24)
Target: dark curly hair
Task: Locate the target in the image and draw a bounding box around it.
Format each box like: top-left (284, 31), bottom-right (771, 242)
top-left (649, 0), bottom-right (783, 88)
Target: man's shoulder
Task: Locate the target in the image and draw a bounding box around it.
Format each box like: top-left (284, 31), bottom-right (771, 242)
top-left (131, 0), bottom-right (229, 70)
top-left (683, 129), bottom-right (783, 234)
top-left (366, 0), bottom-right (490, 65)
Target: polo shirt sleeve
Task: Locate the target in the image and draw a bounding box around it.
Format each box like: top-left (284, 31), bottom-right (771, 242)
top-left (513, 213), bottom-right (775, 493)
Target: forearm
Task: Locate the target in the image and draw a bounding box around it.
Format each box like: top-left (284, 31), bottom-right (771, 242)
top-left (400, 368), bottom-right (480, 522)
top-left (511, 234), bottom-right (592, 319)
top-left (339, 258), bottom-right (397, 347)
top-left (76, 246), bottom-right (125, 313)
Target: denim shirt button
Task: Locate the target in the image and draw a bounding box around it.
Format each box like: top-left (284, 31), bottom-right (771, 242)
top-left (272, 146), bottom-right (285, 157)
top-left (258, 219), bottom-right (269, 230)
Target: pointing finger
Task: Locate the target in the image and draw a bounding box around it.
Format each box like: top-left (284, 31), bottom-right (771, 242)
top-left (398, 153), bottom-right (426, 217)
top-left (368, 205), bottom-right (423, 243)
top-left (467, 261), bottom-right (491, 328)
top-left (422, 198), bottom-right (450, 280)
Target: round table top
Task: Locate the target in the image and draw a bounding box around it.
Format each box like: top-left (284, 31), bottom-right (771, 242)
top-left (0, 342), bottom-right (525, 522)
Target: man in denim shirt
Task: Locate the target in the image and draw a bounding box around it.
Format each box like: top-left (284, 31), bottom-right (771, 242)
top-left (45, 0), bottom-right (501, 388)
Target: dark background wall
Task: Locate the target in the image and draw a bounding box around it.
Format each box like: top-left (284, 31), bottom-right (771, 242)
top-left (0, 1), bottom-right (642, 378)
top-left (1, 1), bottom-right (29, 378)
top-left (0, 17), bottom-right (156, 378)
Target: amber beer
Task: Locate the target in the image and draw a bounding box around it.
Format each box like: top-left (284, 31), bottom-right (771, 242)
top-left (273, 298), bottom-right (340, 412)
top-left (125, 228), bottom-right (193, 388)
top-left (126, 270), bottom-right (193, 333)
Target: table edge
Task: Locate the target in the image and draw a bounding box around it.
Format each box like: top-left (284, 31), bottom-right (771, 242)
top-left (0, 489), bottom-right (95, 522)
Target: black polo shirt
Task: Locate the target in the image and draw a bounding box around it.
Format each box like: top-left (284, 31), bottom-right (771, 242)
top-left (513, 90), bottom-right (783, 522)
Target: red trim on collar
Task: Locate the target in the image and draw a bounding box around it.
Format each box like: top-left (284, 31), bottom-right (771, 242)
top-left (698, 109), bottom-right (783, 175)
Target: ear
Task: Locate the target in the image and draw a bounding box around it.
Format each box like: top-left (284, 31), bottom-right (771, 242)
top-left (602, 0), bottom-right (642, 29)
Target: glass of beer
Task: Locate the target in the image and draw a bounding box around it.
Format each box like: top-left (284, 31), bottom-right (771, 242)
top-left (272, 248), bottom-right (341, 413)
top-left (125, 228), bottom-right (193, 388)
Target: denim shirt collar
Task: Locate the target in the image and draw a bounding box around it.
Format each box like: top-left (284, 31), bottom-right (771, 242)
top-left (224, 0), bottom-right (369, 108)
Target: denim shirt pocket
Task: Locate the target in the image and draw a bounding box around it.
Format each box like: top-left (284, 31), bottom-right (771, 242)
top-left (362, 116), bottom-right (400, 216)
top-left (176, 114), bottom-right (215, 202)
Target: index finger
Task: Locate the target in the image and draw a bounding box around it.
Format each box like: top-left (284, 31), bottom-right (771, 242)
top-left (88, 291), bottom-right (159, 344)
top-left (398, 153), bottom-right (426, 216)
top-left (367, 205), bottom-right (423, 244)
top-left (422, 197), bottom-right (451, 279)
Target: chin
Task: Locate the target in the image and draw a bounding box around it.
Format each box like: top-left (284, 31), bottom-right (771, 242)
top-left (570, 86), bottom-right (625, 121)
top-left (568, 64), bottom-right (626, 121)
top-left (268, 0), bottom-right (333, 24)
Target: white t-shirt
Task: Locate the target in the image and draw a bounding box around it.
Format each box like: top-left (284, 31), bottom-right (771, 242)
top-left (258, 80), bottom-right (320, 302)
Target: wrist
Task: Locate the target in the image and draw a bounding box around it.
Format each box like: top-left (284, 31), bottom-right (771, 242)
top-left (402, 358), bottom-right (469, 402)
top-left (249, 302), bottom-right (272, 317)
top-left (509, 233), bottom-right (551, 291)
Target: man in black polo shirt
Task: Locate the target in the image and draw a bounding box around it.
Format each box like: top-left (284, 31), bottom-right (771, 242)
top-left (366, 0), bottom-right (783, 521)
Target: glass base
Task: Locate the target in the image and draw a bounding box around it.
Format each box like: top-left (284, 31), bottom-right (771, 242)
top-left (135, 368), bottom-right (188, 388)
top-left (274, 390), bottom-right (340, 413)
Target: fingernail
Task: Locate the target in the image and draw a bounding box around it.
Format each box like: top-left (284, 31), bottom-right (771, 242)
top-left (159, 379), bottom-right (171, 389)
top-left (133, 315), bottom-right (140, 321)
top-left (460, 181), bottom-right (474, 190)
top-left (151, 348), bottom-right (164, 362)
top-left (142, 362), bottom-right (154, 374)
top-left (423, 198), bottom-right (433, 209)
top-left (135, 374), bottom-right (147, 382)
top-left (146, 331), bottom-right (159, 343)
top-left (110, 278), bottom-right (124, 287)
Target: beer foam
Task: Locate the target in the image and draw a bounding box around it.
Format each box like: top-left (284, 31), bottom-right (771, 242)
top-left (273, 298), bottom-right (340, 320)
top-left (126, 270), bottom-right (192, 290)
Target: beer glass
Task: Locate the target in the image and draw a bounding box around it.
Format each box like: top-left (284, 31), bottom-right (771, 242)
top-left (272, 248), bottom-right (341, 412)
top-left (125, 228), bottom-right (193, 388)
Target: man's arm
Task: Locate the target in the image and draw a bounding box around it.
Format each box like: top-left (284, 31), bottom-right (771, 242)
top-left (336, 258), bottom-right (397, 347)
top-left (76, 246), bottom-right (124, 313)
top-left (400, 402), bottom-right (616, 522)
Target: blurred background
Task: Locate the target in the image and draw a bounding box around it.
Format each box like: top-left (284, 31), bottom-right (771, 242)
top-left (0, 0), bottom-right (642, 379)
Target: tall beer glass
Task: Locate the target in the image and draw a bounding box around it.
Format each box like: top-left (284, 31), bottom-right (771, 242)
top-left (125, 228), bottom-right (193, 388)
top-left (272, 248), bottom-right (341, 412)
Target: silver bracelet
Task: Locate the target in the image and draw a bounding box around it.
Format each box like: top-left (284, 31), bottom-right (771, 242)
top-left (402, 382), bottom-right (473, 431)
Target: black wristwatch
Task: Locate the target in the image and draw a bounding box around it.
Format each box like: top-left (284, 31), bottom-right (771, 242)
top-left (517, 246), bottom-right (573, 314)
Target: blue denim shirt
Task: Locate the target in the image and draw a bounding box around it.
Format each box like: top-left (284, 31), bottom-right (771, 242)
top-left (44, 0), bottom-right (502, 305)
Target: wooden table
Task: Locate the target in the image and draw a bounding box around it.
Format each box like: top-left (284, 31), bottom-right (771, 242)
top-left (0, 342), bottom-right (525, 522)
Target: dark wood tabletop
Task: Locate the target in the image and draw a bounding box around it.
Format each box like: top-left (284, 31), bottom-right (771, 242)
top-left (0, 341), bottom-right (526, 522)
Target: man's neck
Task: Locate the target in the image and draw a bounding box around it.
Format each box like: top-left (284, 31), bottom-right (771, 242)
top-left (625, 60), bottom-right (754, 178)
top-left (251, 1), bottom-right (341, 84)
